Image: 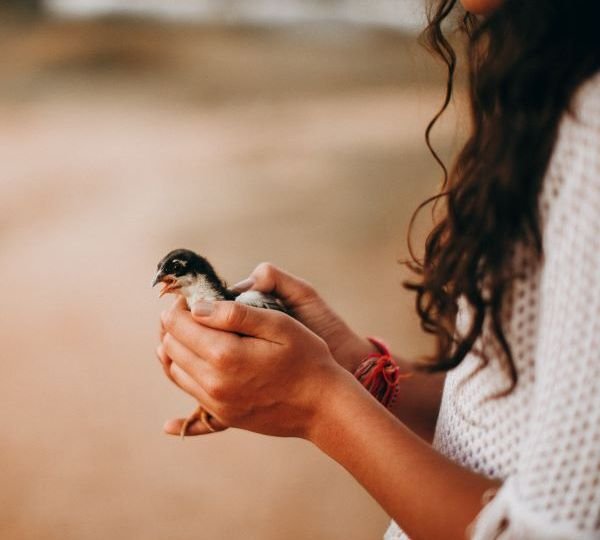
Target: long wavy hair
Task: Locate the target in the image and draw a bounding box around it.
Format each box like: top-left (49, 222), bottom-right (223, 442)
top-left (406, 0), bottom-right (600, 394)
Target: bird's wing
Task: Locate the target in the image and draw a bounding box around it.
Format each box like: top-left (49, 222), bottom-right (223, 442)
top-left (234, 290), bottom-right (289, 314)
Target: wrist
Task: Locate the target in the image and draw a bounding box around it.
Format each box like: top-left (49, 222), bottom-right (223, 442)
top-left (306, 365), bottom-right (369, 446)
top-left (331, 332), bottom-right (379, 372)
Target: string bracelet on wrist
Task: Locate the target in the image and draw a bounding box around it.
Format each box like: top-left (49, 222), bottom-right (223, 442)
top-left (353, 337), bottom-right (412, 409)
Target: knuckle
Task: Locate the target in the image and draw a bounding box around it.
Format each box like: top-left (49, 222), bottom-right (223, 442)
top-left (217, 407), bottom-right (236, 426)
top-left (268, 312), bottom-right (287, 333)
top-left (257, 261), bottom-right (275, 274)
top-left (255, 262), bottom-right (316, 297)
top-left (211, 344), bottom-right (231, 369)
top-left (168, 361), bottom-right (179, 380)
top-left (298, 277), bottom-right (316, 295)
top-left (161, 307), bottom-right (177, 330)
top-left (255, 261), bottom-right (276, 281)
top-left (205, 377), bottom-right (228, 401)
top-left (162, 332), bottom-right (174, 350)
top-left (203, 375), bottom-right (219, 397)
top-left (156, 344), bottom-right (167, 363)
top-left (225, 303), bottom-right (248, 328)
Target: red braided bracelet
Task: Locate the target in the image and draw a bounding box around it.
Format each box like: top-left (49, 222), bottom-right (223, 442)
top-left (353, 337), bottom-right (411, 409)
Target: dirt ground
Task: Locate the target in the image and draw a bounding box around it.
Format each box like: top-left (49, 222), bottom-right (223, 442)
top-left (0, 17), bottom-right (461, 540)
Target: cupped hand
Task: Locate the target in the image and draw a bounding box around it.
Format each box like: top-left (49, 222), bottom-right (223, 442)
top-left (158, 295), bottom-right (349, 439)
top-left (232, 263), bottom-right (376, 372)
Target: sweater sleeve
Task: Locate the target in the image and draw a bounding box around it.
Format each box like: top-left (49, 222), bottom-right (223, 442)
top-left (468, 79), bottom-right (600, 539)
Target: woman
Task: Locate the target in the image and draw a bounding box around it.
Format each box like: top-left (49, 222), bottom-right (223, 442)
top-left (157, 0), bottom-right (600, 538)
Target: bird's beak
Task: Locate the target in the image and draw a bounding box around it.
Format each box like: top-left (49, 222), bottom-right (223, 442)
top-left (151, 270), bottom-right (165, 288)
top-left (152, 270), bottom-right (181, 298)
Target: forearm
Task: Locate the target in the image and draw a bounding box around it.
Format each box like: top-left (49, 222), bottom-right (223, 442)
top-left (309, 370), bottom-right (500, 540)
top-left (388, 369), bottom-right (446, 443)
top-left (333, 334), bottom-right (445, 443)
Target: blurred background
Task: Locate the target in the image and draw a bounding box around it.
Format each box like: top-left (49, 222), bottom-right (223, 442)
top-left (0, 1), bottom-right (463, 539)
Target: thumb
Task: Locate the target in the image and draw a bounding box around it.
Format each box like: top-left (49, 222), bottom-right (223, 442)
top-left (232, 262), bottom-right (316, 308)
top-left (191, 300), bottom-right (286, 340)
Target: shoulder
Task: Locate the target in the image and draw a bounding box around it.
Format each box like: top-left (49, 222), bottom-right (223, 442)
top-left (553, 70), bottom-right (600, 165)
top-left (549, 72), bottom-right (600, 172)
top-left (555, 70), bottom-right (600, 160)
top-left (531, 72), bottom-right (599, 176)
top-left (537, 72), bottom-right (600, 276)
top-left (569, 70), bottom-right (600, 131)
top-left (542, 73), bottom-right (600, 217)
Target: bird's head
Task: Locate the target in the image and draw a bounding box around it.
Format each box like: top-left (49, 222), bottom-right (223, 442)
top-left (152, 248), bottom-right (216, 298)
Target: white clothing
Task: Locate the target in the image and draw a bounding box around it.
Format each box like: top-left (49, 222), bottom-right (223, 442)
top-left (385, 72), bottom-right (600, 539)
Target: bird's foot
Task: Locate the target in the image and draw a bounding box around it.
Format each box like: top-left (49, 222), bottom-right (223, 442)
top-left (180, 406), bottom-right (217, 439)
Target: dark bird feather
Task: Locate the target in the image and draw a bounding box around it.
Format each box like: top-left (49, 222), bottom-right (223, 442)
top-left (153, 248), bottom-right (288, 313)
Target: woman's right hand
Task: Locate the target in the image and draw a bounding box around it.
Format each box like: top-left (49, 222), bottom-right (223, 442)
top-left (232, 263), bottom-right (377, 372)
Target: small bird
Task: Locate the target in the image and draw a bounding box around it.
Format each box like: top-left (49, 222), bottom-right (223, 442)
top-left (153, 248), bottom-right (288, 437)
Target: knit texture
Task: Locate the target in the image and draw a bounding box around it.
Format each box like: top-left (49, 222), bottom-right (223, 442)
top-left (385, 72), bottom-right (600, 539)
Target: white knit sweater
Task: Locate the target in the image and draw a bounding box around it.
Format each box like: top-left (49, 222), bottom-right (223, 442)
top-left (385, 72), bottom-right (600, 539)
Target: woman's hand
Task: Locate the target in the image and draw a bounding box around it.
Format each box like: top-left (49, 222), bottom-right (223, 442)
top-left (157, 296), bottom-right (350, 438)
top-left (231, 263), bottom-right (376, 372)
top-left (156, 301), bottom-right (495, 540)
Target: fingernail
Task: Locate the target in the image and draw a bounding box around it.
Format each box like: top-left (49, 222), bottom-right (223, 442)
top-left (231, 277), bottom-right (255, 293)
top-left (192, 300), bottom-right (215, 317)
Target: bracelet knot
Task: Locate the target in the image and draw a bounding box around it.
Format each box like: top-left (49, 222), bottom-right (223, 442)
top-left (353, 337), bottom-right (411, 408)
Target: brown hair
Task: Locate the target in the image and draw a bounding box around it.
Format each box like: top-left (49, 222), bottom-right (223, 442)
top-left (406, 0), bottom-right (600, 393)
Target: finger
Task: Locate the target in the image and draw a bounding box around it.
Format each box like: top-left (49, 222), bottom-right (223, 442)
top-left (174, 295), bottom-right (188, 311)
top-left (230, 276), bottom-right (255, 293)
top-left (167, 364), bottom-right (226, 432)
top-left (162, 332), bottom-right (213, 383)
top-left (240, 262), bottom-right (315, 306)
top-left (191, 300), bottom-right (289, 342)
top-left (159, 295), bottom-right (186, 339)
top-left (168, 363), bottom-right (222, 420)
top-left (162, 305), bottom-right (240, 361)
top-left (156, 344), bottom-right (176, 384)
top-left (163, 416), bottom-right (226, 437)
top-left (169, 361), bottom-right (206, 399)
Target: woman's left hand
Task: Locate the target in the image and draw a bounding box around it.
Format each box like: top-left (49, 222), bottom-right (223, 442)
top-left (157, 296), bottom-right (346, 439)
